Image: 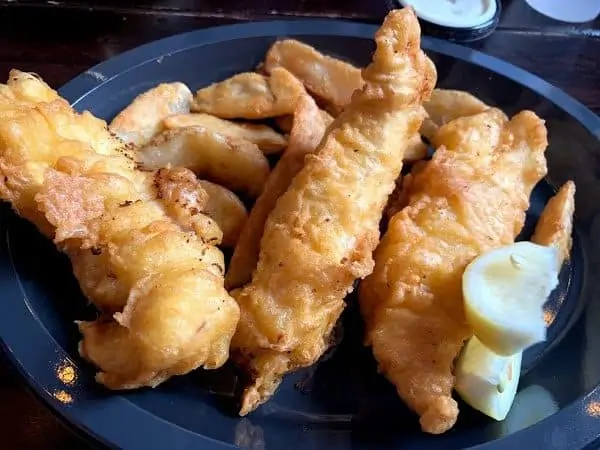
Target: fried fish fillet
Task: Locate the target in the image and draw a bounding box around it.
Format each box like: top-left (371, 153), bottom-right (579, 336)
top-left (532, 181), bottom-right (575, 264)
top-left (0, 70), bottom-right (240, 389)
top-left (232, 8), bottom-right (437, 415)
top-left (225, 94), bottom-right (333, 290)
top-left (109, 82), bottom-right (193, 146)
top-left (263, 39), bottom-right (430, 162)
top-left (191, 67), bottom-right (305, 119)
top-left (163, 113), bottom-right (287, 155)
top-left (359, 108), bottom-right (548, 434)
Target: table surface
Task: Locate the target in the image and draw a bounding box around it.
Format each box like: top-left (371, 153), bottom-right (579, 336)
top-left (0, 0), bottom-right (599, 448)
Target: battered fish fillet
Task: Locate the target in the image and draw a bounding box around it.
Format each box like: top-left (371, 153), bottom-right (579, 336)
top-left (232, 8), bottom-right (436, 415)
top-left (0, 70), bottom-right (240, 389)
top-left (225, 94), bottom-right (333, 290)
top-left (359, 108), bottom-right (548, 434)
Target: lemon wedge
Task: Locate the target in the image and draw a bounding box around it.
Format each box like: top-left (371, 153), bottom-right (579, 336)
top-left (462, 241), bottom-right (560, 356)
top-left (455, 336), bottom-right (522, 421)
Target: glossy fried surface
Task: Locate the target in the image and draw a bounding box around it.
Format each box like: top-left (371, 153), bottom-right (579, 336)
top-left (359, 108), bottom-right (548, 434)
top-left (0, 70), bottom-right (239, 390)
top-left (532, 180), bottom-right (576, 263)
top-left (225, 94), bottom-right (333, 290)
top-left (232, 8), bottom-right (437, 415)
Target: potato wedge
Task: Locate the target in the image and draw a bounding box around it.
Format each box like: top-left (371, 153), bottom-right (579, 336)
top-left (198, 180), bottom-right (248, 248)
top-left (109, 82), bottom-right (193, 146)
top-left (163, 113), bottom-right (287, 155)
top-left (264, 39), bottom-right (364, 116)
top-left (191, 67), bottom-right (305, 119)
top-left (421, 89), bottom-right (490, 141)
top-left (137, 126), bottom-right (270, 198)
top-left (404, 133), bottom-right (428, 162)
top-left (154, 167), bottom-right (223, 246)
top-left (275, 108), bottom-right (334, 134)
top-left (532, 181), bottom-right (576, 264)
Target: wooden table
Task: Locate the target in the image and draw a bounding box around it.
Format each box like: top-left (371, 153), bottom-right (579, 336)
top-left (0, 1), bottom-right (599, 448)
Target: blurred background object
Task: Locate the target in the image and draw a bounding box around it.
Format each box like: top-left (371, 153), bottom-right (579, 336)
top-left (525, 0), bottom-right (600, 23)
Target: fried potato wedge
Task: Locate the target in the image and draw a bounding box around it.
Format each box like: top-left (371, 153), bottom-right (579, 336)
top-left (264, 39), bottom-right (364, 116)
top-left (405, 133), bottom-right (428, 162)
top-left (109, 82), bottom-right (193, 146)
top-left (191, 67), bottom-right (305, 119)
top-left (532, 181), bottom-right (576, 264)
top-left (198, 179), bottom-right (248, 248)
top-left (163, 113), bottom-right (287, 155)
top-left (137, 126), bottom-right (270, 198)
top-left (421, 89), bottom-right (490, 141)
top-left (275, 108), bottom-right (333, 134)
top-left (154, 167), bottom-right (223, 246)
top-left (225, 94), bottom-right (333, 290)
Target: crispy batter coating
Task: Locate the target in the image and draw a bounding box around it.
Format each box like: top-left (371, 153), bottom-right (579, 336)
top-left (225, 94), bottom-right (333, 290)
top-left (0, 70), bottom-right (239, 389)
top-left (532, 181), bottom-right (576, 264)
top-left (232, 8), bottom-right (437, 415)
top-left (359, 108), bottom-right (549, 434)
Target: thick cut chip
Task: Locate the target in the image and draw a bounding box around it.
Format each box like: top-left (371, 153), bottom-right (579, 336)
top-left (137, 126), bottom-right (270, 198)
top-left (191, 68), bottom-right (305, 119)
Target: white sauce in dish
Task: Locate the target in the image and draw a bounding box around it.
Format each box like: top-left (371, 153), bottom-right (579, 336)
top-left (399, 0), bottom-right (497, 29)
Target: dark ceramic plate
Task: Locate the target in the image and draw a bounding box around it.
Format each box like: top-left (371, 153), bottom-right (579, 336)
top-left (1, 19), bottom-right (600, 450)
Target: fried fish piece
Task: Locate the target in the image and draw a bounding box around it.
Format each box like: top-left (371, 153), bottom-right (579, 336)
top-left (191, 67), bottom-right (305, 119)
top-left (109, 82), bottom-right (193, 146)
top-left (359, 108), bottom-right (548, 434)
top-left (232, 8), bottom-right (436, 415)
top-left (163, 113), bottom-right (287, 155)
top-left (263, 39), bottom-right (364, 116)
top-left (0, 70), bottom-right (239, 389)
top-left (420, 89), bottom-right (490, 141)
top-left (225, 94), bottom-right (333, 290)
top-left (532, 181), bottom-right (576, 264)
top-left (137, 126), bottom-right (270, 198)
top-left (263, 39), bottom-right (427, 162)
top-left (198, 179), bottom-right (248, 248)
top-left (278, 111), bottom-right (426, 163)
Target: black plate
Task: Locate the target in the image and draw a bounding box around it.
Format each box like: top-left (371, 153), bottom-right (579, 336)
top-left (2, 19), bottom-right (600, 450)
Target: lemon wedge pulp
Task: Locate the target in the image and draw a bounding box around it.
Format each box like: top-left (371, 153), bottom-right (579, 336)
top-left (455, 336), bottom-right (522, 421)
top-left (462, 241), bottom-right (560, 356)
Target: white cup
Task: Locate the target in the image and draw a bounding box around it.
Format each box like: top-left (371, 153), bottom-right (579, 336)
top-left (525, 0), bottom-right (600, 23)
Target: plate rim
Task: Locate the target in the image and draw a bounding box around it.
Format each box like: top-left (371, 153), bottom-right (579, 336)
top-left (0, 17), bottom-right (598, 450)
